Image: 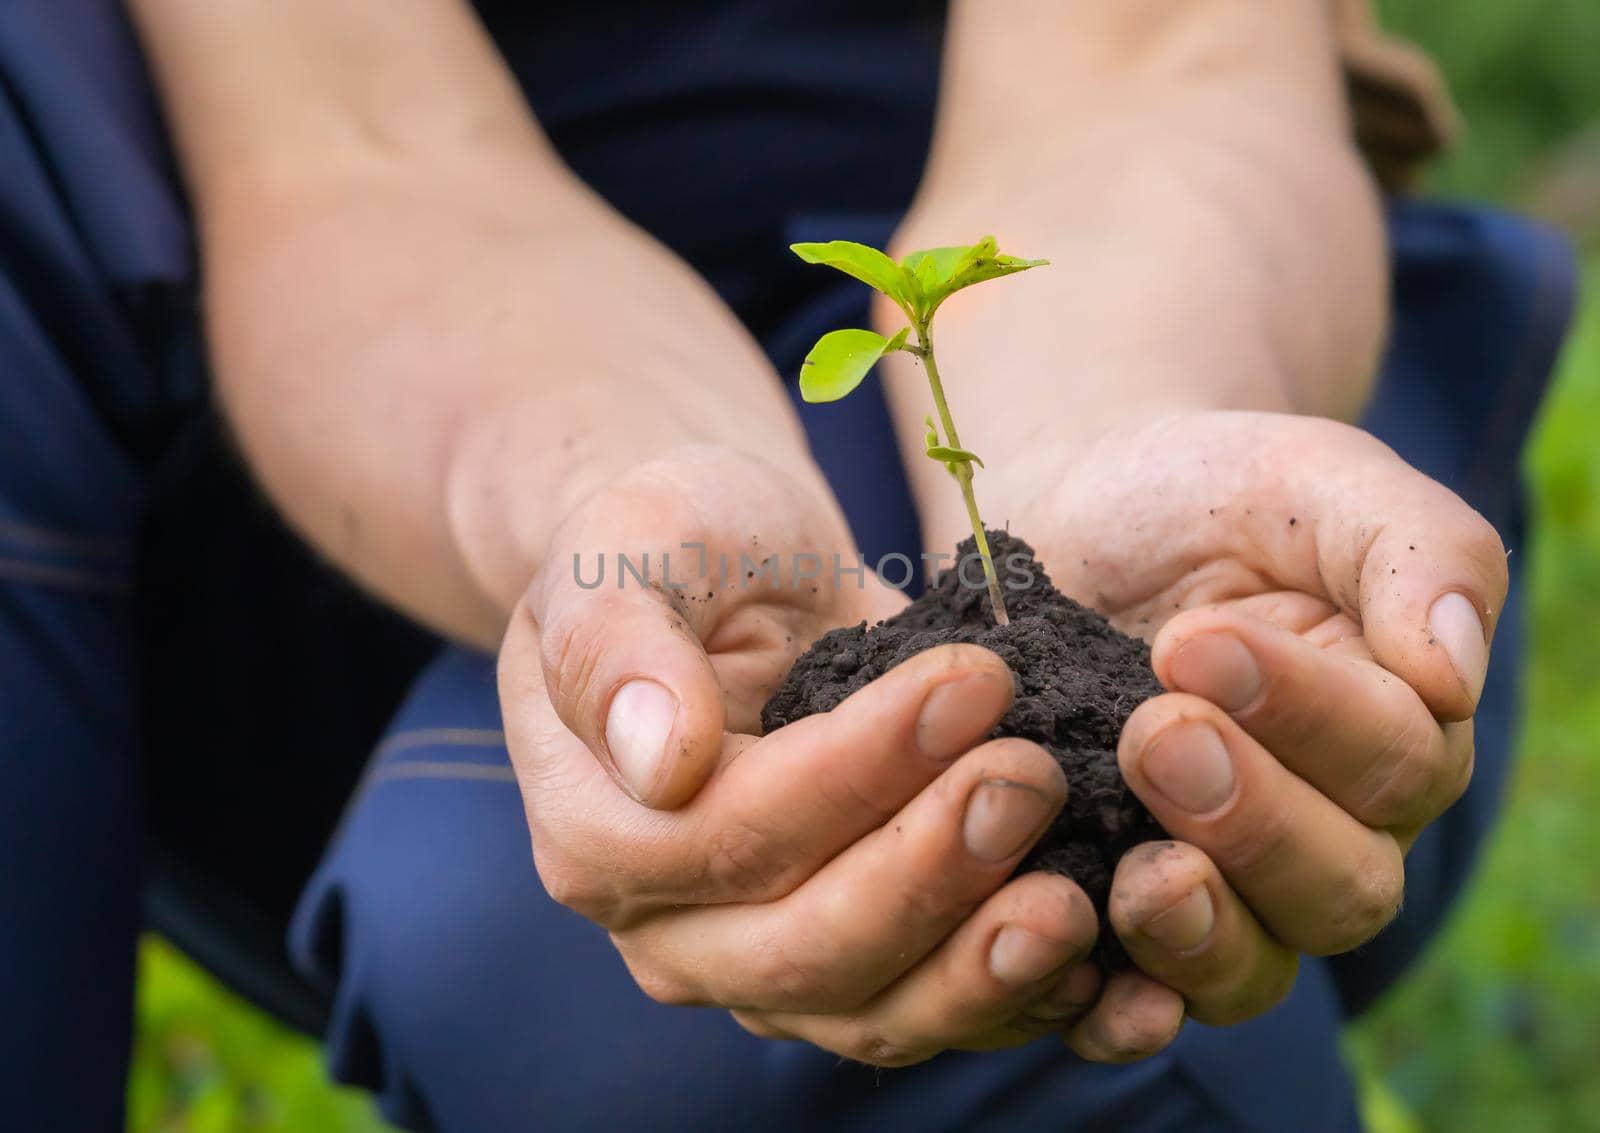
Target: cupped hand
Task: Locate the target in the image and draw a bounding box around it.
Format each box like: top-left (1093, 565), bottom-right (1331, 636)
top-left (998, 410), bottom-right (1506, 1060)
top-left (499, 445), bottom-right (1110, 1065)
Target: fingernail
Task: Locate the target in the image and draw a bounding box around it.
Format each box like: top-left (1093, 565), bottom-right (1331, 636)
top-left (989, 925), bottom-right (1076, 987)
top-left (1168, 635), bottom-right (1261, 713)
top-left (917, 669), bottom-right (1011, 763)
top-left (1429, 592), bottom-right (1488, 704)
top-left (964, 779), bottom-right (1056, 862)
top-left (1141, 722), bottom-right (1236, 814)
top-left (604, 680), bottom-right (678, 801)
top-left (1139, 887), bottom-right (1215, 951)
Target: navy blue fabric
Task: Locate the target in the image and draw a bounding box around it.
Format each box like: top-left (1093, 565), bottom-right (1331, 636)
top-left (0, 6), bottom-right (170, 1130)
top-left (290, 651), bottom-right (1246, 1133)
top-left (0, 1), bottom-right (1577, 1130)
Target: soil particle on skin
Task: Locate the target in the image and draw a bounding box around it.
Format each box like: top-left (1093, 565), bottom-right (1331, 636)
top-left (762, 531), bottom-right (1168, 969)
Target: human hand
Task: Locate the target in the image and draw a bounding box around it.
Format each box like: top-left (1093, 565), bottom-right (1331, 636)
top-left (990, 410), bottom-right (1505, 1060)
top-left (499, 445), bottom-right (1112, 1065)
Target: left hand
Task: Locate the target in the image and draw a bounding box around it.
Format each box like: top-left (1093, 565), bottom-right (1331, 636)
top-left (990, 410), bottom-right (1506, 1061)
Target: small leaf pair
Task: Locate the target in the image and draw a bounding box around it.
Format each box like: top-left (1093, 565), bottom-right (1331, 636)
top-left (924, 416), bottom-right (982, 476)
top-left (790, 234), bottom-right (1049, 626)
top-left (792, 236), bottom-right (1047, 328)
top-left (791, 236), bottom-right (1045, 405)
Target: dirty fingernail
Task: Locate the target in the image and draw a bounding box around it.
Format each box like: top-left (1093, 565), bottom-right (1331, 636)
top-left (1139, 887), bottom-right (1215, 951)
top-left (964, 779), bottom-right (1057, 862)
top-left (918, 669), bottom-right (1012, 763)
top-left (1428, 592), bottom-right (1488, 704)
top-left (1169, 634), bottom-right (1261, 713)
top-left (1141, 722), bottom-right (1236, 814)
top-left (605, 679), bottom-right (678, 801)
top-left (989, 925), bottom-right (1076, 987)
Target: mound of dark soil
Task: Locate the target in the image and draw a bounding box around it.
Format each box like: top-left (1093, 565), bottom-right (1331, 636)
top-left (762, 531), bottom-right (1167, 968)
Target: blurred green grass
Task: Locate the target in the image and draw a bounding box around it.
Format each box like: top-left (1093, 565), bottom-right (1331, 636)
top-left (130, 938), bottom-right (388, 1133)
top-left (1346, 5), bottom-right (1600, 1132)
top-left (130, 5), bottom-right (1600, 1131)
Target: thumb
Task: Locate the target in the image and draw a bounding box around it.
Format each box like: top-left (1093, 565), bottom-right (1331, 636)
top-left (1311, 447), bottom-right (1508, 723)
top-left (527, 545), bottom-right (726, 811)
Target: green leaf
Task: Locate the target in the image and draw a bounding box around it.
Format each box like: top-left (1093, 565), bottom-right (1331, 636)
top-left (899, 236), bottom-right (1048, 318)
top-left (900, 245), bottom-right (971, 287)
top-left (799, 327), bottom-right (908, 403)
top-left (926, 445), bottom-right (984, 468)
top-left (946, 236), bottom-right (1049, 293)
top-left (790, 241), bottom-right (914, 309)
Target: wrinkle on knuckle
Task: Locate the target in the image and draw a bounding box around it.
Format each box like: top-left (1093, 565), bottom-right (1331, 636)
top-left (892, 868), bottom-right (969, 933)
top-left (1465, 516), bottom-right (1510, 603)
top-left (1319, 849), bottom-right (1404, 954)
top-left (818, 763), bottom-right (901, 832)
top-left (748, 926), bottom-right (852, 1012)
top-left (731, 1011), bottom-right (788, 1041)
top-left (1241, 669), bottom-right (1326, 738)
top-left (620, 952), bottom-right (700, 1007)
top-left (1207, 801), bottom-right (1294, 881)
top-left (535, 858), bottom-right (621, 923)
top-left (1087, 1017), bottom-right (1171, 1064)
top-left (1195, 954), bottom-right (1299, 1027)
top-left (547, 610), bottom-right (609, 722)
top-left (706, 816), bottom-right (789, 899)
top-left (1356, 714), bottom-right (1446, 828)
top-left (842, 1026), bottom-right (929, 1069)
top-left (1446, 737), bottom-right (1476, 809)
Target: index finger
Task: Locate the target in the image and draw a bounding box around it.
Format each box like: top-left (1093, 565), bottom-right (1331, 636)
top-left (1281, 427), bottom-right (1508, 721)
top-left (504, 633), bottom-right (1018, 927)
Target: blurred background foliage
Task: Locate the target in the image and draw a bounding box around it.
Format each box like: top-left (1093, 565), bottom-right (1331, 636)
top-left (130, 3), bottom-right (1599, 1130)
top-left (1347, 4), bottom-right (1600, 1133)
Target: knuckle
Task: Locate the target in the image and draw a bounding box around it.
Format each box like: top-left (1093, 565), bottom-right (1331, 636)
top-left (892, 869), bottom-right (969, 932)
top-left (816, 764), bottom-right (900, 833)
top-left (840, 1026), bottom-right (930, 1069)
top-left (1087, 1017), bottom-right (1176, 1064)
top-left (534, 857), bottom-right (619, 923)
top-left (1195, 955), bottom-right (1300, 1027)
top-left (730, 1011), bottom-right (788, 1041)
top-left (1245, 672), bottom-right (1334, 740)
top-left (622, 957), bottom-right (701, 1008)
top-left (1465, 516), bottom-right (1511, 601)
top-left (1445, 734), bottom-right (1476, 809)
top-left (1356, 715), bottom-right (1449, 828)
top-left (749, 928), bottom-right (854, 1012)
top-left (1318, 848), bottom-right (1404, 954)
top-left (706, 818), bottom-right (791, 900)
top-left (544, 606), bottom-right (611, 724)
top-left (877, 818), bottom-right (998, 936)
top-left (1207, 802), bottom-right (1295, 881)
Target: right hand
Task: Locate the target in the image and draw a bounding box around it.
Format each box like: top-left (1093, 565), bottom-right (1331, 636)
top-left (499, 445), bottom-right (1139, 1066)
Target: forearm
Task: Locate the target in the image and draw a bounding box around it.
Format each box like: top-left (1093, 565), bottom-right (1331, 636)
top-left (883, 0), bottom-right (1388, 549)
top-left (130, 1), bottom-right (816, 646)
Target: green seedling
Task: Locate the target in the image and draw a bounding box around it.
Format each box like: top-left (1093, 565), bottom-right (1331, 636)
top-left (791, 236), bottom-right (1048, 625)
